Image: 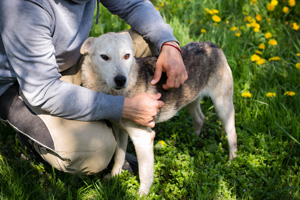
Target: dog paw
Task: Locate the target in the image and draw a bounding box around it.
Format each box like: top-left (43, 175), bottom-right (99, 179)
top-left (103, 173), bottom-right (112, 179)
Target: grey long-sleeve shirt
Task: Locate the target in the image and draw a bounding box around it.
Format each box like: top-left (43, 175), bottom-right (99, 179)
top-left (0, 0), bottom-right (177, 122)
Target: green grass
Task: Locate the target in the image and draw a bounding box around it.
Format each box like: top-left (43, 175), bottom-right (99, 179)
top-left (1, 0), bottom-right (300, 199)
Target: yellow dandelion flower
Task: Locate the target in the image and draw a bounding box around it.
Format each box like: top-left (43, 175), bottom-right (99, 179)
top-left (250, 22), bottom-right (260, 29)
top-left (267, 4), bottom-right (275, 11)
top-left (254, 27), bottom-right (260, 32)
top-left (284, 91), bottom-right (296, 96)
top-left (254, 23), bottom-right (260, 28)
top-left (158, 140), bottom-right (165, 146)
top-left (212, 15), bottom-right (221, 22)
top-left (250, 18), bottom-right (256, 23)
top-left (271, 0), bottom-right (278, 6)
top-left (257, 58), bottom-right (267, 65)
top-left (289, 0), bottom-right (296, 7)
top-left (256, 14), bottom-right (262, 21)
top-left (155, 6), bottom-right (159, 10)
top-left (265, 32), bottom-right (272, 38)
top-left (230, 26), bottom-right (238, 31)
top-left (250, 0), bottom-right (258, 5)
top-left (283, 7), bottom-right (289, 13)
top-left (204, 8), bottom-right (213, 15)
top-left (244, 16), bottom-right (252, 22)
top-left (296, 63), bottom-right (300, 69)
top-left (269, 39), bottom-right (278, 45)
top-left (259, 43), bottom-right (265, 50)
top-left (213, 9), bottom-right (219, 14)
top-left (267, 92), bottom-right (276, 97)
top-left (201, 29), bottom-right (207, 33)
top-left (292, 23), bottom-right (299, 30)
top-left (268, 56), bottom-right (281, 61)
top-left (255, 50), bottom-right (263, 55)
top-left (296, 53), bottom-right (300, 56)
top-left (160, 3), bottom-right (164, 7)
top-left (178, 4), bottom-right (182, 8)
top-left (241, 92), bottom-right (252, 98)
top-left (251, 54), bottom-right (261, 61)
top-left (248, 22), bottom-right (254, 27)
top-left (235, 32), bottom-right (241, 37)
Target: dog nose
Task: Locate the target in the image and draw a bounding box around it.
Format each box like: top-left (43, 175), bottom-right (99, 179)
top-left (114, 75), bottom-right (127, 87)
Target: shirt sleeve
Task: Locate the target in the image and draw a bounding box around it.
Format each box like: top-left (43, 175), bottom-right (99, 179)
top-left (100, 0), bottom-right (179, 50)
top-left (0, 1), bottom-right (124, 122)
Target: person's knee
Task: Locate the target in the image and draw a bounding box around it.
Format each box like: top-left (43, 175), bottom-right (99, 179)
top-left (65, 139), bottom-right (117, 175)
top-left (33, 132), bottom-right (117, 175)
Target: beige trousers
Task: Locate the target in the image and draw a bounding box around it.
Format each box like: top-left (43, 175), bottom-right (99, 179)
top-left (25, 30), bottom-right (158, 175)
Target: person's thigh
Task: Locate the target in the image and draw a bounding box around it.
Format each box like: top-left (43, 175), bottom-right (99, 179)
top-left (0, 78), bottom-right (116, 175)
top-left (30, 112), bottom-right (116, 175)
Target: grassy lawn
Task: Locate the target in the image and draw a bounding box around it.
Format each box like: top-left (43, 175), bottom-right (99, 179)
top-left (1, 0), bottom-right (300, 199)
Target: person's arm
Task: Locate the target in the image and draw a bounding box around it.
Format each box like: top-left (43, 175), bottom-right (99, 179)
top-left (101, 0), bottom-right (188, 89)
top-left (1, 1), bottom-right (124, 122)
top-left (101, 0), bottom-right (177, 50)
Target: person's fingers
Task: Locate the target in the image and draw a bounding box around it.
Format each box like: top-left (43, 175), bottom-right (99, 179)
top-left (146, 120), bottom-right (155, 128)
top-left (174, 74), bottom-right (181, 88)
top-left (147, 93), bottom-right (161, 99)
top-left (151, 62), bottom-right (163, 85)
top-left (181, 70), bottom-right (188, 84)
top-left (157, 100), bottom-right (164, 108)
top-left (146, 93), bottom-right (164, 108)
top-left (162, 69), bottom-right (176, 89)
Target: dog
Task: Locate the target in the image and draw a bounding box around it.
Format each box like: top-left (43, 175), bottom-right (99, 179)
top-left (80, 32), bottom-right (237, 196)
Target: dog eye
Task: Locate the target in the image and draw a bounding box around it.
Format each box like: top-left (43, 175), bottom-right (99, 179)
top-left (124, 54), bottom-right (130, 60)
top-left (100, 54), bottom-right (109, 61)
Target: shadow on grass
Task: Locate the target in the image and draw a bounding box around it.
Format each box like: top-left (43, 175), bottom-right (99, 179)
top-left (0, 123), bottom-right (139, 200)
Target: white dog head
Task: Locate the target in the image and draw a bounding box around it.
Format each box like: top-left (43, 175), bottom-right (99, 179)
top-left (80, 32), bottom-right (135, 90)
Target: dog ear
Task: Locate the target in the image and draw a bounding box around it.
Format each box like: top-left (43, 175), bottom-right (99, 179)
top-left (80, 37), bottom-right (94, 55)
top-left (118, 32), bottom-right (133, 42)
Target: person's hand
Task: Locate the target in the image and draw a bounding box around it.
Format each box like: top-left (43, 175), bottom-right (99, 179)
top-left (122, 93), bottom-right (164, 128)
top-left (151, 42), bottom-right (188, 90)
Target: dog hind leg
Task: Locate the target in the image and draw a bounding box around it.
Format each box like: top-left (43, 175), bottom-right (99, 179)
top-left (184, 95), bottom-right (205, 136)
top-left (209, 64), bottom-right (237, 160)
top-left (212, 94), bottom-right (237, 160)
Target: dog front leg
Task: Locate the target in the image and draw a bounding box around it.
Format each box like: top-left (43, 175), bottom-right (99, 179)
top-left (111, 124), bottom-right (128, 177)
top-left (121, 121), bottom-right (155, 196)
